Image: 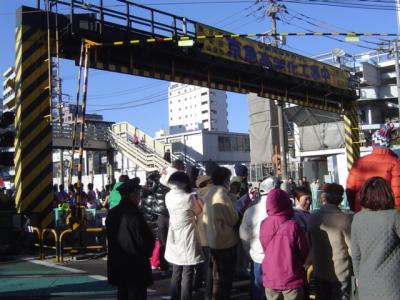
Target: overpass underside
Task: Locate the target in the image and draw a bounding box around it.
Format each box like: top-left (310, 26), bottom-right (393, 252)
top-left (14, 1), bottom-right (359, 228)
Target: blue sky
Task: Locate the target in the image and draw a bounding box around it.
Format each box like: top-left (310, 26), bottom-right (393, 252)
top-left (0, 0), bottom-right (397, 135)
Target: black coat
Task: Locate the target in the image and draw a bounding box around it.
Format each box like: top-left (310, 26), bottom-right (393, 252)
top-left (106, 200), bottom-right (155, 287)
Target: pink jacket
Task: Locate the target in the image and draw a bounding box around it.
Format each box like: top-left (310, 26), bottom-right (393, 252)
top-left (259, 189), bottom-right (309, 290)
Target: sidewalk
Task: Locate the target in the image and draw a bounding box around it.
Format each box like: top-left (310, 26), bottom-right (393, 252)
top-left (0, 256), bottom-right (116, 299)
top-left (0, 255), bottom-right (250, 299)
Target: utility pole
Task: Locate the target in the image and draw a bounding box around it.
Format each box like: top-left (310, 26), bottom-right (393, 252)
top-left (267, 1), bottom-right (288, 189)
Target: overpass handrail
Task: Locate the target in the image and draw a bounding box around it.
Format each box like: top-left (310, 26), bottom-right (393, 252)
top-left (48, 0), bottom-right (197, 38)
top-left (108, 130), bottom-right (150, 170)
top-left (112, 122), bottom-right (168, 157)
top-left (52, 122), bottom-right (109, 142)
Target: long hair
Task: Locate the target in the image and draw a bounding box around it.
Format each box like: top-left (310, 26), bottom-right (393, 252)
top-left (360, 177), bottom-right (395, 210)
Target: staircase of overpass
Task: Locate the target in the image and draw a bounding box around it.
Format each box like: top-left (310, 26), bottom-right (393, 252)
top-left (53, 121), bottom-right (173, 172)
top-left (109, 122), bottom-right (175, 172)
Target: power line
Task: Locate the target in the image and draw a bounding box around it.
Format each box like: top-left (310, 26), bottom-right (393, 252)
top-left (278, 0), bottom-right (397, 11)
top-left (87, 82), bottom-right (166, 100)
top-left (1, 0), bottom-right (397, 16)
top-left (88, 83), bottom-right (206, 109)
top-left (286, 7), bottom-right (390, 43)
top-left (282, 10), bottom-right (384, 47)
top-left (212, 2), bottom-right (256, 26)
top-left (279, 19), bottom-right (378, 50)
top-left (90, 98), bottom-right (166, 112)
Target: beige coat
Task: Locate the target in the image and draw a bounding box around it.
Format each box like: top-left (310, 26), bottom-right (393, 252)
top-left (164, 186), bottom-right (204, 265)
top-left (198, 185), bottom-right (239, 250)
top-left (308, 204), bottom-right (353, 282)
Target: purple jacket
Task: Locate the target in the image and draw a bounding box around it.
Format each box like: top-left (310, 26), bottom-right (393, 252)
top-left (259, 189), bottom-right (309, 290)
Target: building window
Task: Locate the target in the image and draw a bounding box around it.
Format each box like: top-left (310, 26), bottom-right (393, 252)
top-left (201, 101), bottom-right (208, 105)
top-left (202, 119), bottom-right (209, 123)
top-left (201, 92), bottom-right (208, 96)
top-left (201, 110), bottom-right (208, 114)
top-left (218, 136), bottom-right (231, 152)
top-left (218, 136), bottom-right (250, 152)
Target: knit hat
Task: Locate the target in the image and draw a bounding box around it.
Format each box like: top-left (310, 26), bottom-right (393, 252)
top-left (234, 163), bottom-right (248, 177)
top-left (372, 122), bottom-right (395, 148)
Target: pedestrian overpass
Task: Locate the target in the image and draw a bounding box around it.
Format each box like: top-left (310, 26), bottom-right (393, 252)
top-left (53, 121), bottom-right (174, 171)
top-left (14, 0), bottom-right (359, 228)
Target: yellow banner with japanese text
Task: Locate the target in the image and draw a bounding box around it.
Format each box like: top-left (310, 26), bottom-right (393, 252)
top-left (196, 23), bottom-right (351, 90)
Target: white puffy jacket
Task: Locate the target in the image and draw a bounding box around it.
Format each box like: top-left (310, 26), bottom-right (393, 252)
top-left (239, 195), bottom-right (268, 263)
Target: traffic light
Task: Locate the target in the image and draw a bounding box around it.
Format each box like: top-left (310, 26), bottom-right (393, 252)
top-left (0, 111), bottom-right (15, 167)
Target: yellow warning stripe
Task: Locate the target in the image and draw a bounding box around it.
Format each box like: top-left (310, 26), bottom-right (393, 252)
top-left (40, 205), bottom-right (54, 229)
top-left (15, 26), bottom-right (52, 219)
top-left (15, 131), bottom-right (51, 190)
top-left (35, 190), bottom-right (53, 213)
top-left (16, 78), bottom-right (48, 133)
top-left (99, 32), bottom-right (399, 47)
top-left (15, 130), bottom-right (51, 182)
top-left (23, 172), bottom-right (52, 213)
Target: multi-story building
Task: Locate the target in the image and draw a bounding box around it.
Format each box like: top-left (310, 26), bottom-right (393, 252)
top-left (168, 83), bottom-right (228, 134)
top-left (293, 49), bottom-right (400, 185)
top-left (155, 129), bottom-right (250, 166)
top-left (247, 49), bottom-right (400, 184)
top-left (314, 50), bottom-right (399, 127)
top-left (2, 67), bottom-right (16, 112)
top-left (155, 83), bottom-right (250, 167)
top-left (61, 103), bottom-right (104, 124)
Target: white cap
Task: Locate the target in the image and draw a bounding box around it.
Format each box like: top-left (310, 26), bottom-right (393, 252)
top-left (259, 177), bottom-right (275, 195)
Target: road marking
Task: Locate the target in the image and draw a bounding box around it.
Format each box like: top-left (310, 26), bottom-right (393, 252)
top-left (89, 274), bottom-right (108, 281)
top-left (27, 258), bottom-right (86, 273)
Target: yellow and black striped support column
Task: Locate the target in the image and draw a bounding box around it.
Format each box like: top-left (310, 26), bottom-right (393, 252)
top-left (344, 103), bottom-right (361, 171)
top-left (14, 21), bottom-right (53, 229)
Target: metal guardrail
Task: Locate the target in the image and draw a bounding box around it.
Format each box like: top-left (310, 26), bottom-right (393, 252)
top-left (52, 122), bottom-right (110, 142)
top-left (31, 225), bottom-right (106, 263)
top-left (58, 227), bottom-right (106, 263)
top-left (46, 0), bottom-right (198, 38)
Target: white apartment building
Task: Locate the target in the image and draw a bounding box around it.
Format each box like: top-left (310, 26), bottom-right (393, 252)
top-left (168, 83), bottom-right (228, 134)
top-left (156, 129), bottom-right (250, 165)
top-left (2, 67), bottom-right (16, 112)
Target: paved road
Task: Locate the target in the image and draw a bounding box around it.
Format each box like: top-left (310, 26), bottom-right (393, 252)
top-left (0, 255), bottom-right (251, 299)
